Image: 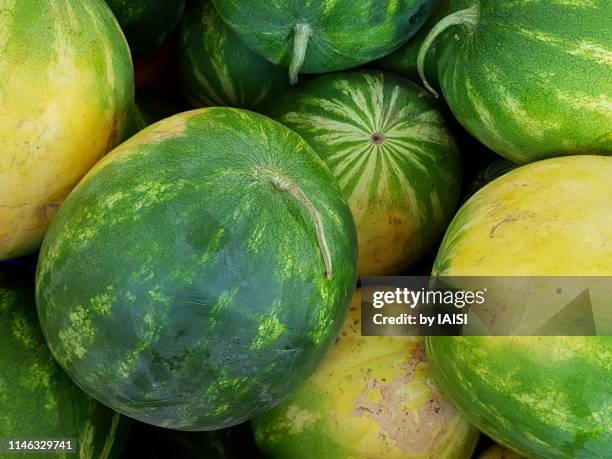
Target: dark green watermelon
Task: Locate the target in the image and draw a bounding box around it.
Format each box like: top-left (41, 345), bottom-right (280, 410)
top-left (417, 0), bottom-right (612, 163)
top-left (211, 0), bottom-right (436, 83)
top-left (105, 0), bottom-right (186, 56)
top-left (0, 265), bottom-right (128, 459)
top-left (374, 0), bottom-right (449, 84)
top-left (36, 108), bottom-right (358, 431)
top-left (178, 2), bottom-right (291, 109)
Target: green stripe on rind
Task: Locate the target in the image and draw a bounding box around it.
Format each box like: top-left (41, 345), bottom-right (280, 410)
top-left (426, 336), bottom-right (612, 458)
top-left (211, 0), bottom-right (436, 75)
top-left (178, 2), bottom-right (291, 110)
top-left (268, 71), bottom-right (461, 275)
top-left (0, 267), bottom-right (127, 459)
top-left (433, 0), bottom-right (612, 163)
top-left (0, 0), bottom-right (134, 260)
top-left (427, 156), bottom-right (612, 458)
top-left (1, 0), bottom-right (132, 130)
top-left (36, 108), bottom-right (358, 430)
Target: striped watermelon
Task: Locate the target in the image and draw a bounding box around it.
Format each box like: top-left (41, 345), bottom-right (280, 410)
top-left (36, 108), bottom-right (358, 430)
top-left (105, 0), bottom-right (186, 56)
top-left (428, 156), bottom-right (612, 457)
top-left (478, 445), bottom-right (524, 459)
top-left (211, 0), bottom-right (436, 83)
top-left (268, 71), bottom-right (461, 276)
top-left (0, 0), bottom-right (134, 261)
top-left (252, 289), bottom-right (479, 459)
top-left (178, 2), bottom-right (290, 110)
top-left (374, 0), bottom-right (449, 84)
top-left (418, 0), bottom-right (612, 163)
top-left (0, 266), bottom-right (127, 459)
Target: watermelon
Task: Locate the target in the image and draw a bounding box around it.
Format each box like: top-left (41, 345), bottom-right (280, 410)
top-left (0, 0), bottom-right (134, 261)
top-left (478, 445), bottom-right (524, 459)
top-left (427, 156), bottom-right (612, 457)
top-left (36, 108), bottom-right (358, 431)
top-left (178, 2), bottom-right (291, 110)
top-left (0, 265), bottom-right (128, 459)
top-left (252, 289), bottom-right (479, 459)
top-left (105, 0), bottom-right (186, 56)
top-left (211, 0), bottom-right (436, 83)
top-left (374, 0), bottom-right (449, 84)
top-left (417, 0), bottom-right (612, 163)
top-left (267, 71), bottom-right (461, 276)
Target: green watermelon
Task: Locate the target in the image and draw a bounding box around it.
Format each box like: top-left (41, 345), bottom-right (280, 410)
top-left (374, 0), bottom-right (449, 84)
top-left (0, 0), bottom-right (133, 262)
top-left (105, 0), bottom-right (186, 56)
top-left (211, 0), bottom-right (436, 83)
top-left (267, 71), bottom-right (461, 276)
top-left (0, 265), bottom-right (128, 459)
top-left (178, 2), bottom-right (291, 110)
top-left (36, 108), bottom-right (358, 431)
top-left (427, 156), bottom-right (612, 458)
top-left (253, 289), bottom-right (479, 458)
top-left (418, 0), bottom-right (612, 163)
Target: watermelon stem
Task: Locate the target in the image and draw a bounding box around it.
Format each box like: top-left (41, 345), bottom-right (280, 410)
top-left (266, 170), bottom-right (333, 279)
top-left (417, 2), bottom-right (480, 98)
top-left (289, 22), bottom-right (312, 85)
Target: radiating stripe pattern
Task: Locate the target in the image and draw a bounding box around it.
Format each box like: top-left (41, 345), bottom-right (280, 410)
top-left (436, 0), bottom-right (612, 163)
top-left (178, 2), bottom-right (290, 109)
top-left (211, 0), bottom-right (435, 74)
top-left (270, 71), bottom-right (461, 275)
top-left (0, 0), bottom-right (134, 260)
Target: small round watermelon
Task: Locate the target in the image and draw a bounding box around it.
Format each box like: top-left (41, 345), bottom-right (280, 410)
top-left (105, 0), bottom-right (186, 56)
top-left (418, 0), bottom-right (612, 163)
top-left (268, 71), bottom-right (461, 276)
top-left (252, 289), bottom-right (479, 459)
top-left (178, 2), bottom-right (291, 110)
top-left (0, 0), bottom-right (133, 261)
top-left (374, 0), bottom-right (449, 84)
top-left (428, 156), bottom-right (612, 457)
top-left (0, 266), bottom-right (128, 459)
top-left (211, 0), bottom-right (436, 83)
top-left (36, 108), bottom-right (358, 431)
top-left (478, 445), bottom-right (524, 459)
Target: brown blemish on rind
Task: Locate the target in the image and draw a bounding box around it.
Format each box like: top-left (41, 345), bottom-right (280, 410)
top-left (371, 132), bottom-right (385, 145)
top-left (40, 203), bottom-right (61, 222)
top-left (351, 343), bottom-right (458, 454)
top-left (489, 216), bottom-right (518, 238)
